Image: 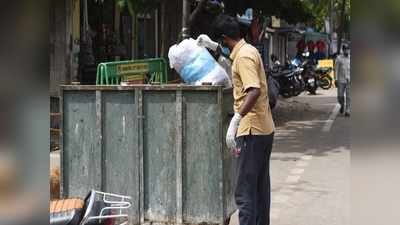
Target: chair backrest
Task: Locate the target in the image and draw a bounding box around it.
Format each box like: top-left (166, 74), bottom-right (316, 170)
top-left (80, 190), bottom-right (132, 225)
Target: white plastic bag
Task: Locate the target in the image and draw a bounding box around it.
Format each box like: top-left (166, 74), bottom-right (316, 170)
top-left (168, 38), bottom-right (231, 87)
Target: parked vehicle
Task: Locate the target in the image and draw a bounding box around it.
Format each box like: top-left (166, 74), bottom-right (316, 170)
top-left (299, 58), bottom-right (319, 95)
top-left (315, 67), bottom-right (333, 90)
top-left (269, 52), bottom-right (333, 98)
top-left (269, 65), bottom-right (305, 98)
top-left (50, 190), bottom-right (132, 225)
top-left (298, 56), bottom-right (333, 94)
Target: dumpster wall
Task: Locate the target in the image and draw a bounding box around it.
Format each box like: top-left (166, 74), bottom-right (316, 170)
top-left (61, 85), bottom-right (236, 225)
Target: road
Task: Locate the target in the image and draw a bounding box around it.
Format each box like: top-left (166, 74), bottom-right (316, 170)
top-left (230, 88), bottom-right (350, 225)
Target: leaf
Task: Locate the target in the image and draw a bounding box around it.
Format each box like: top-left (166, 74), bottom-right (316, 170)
top-left (116, 0), bottom-right (126, 8)
top-left (126, 0), bottom-right (135, 15)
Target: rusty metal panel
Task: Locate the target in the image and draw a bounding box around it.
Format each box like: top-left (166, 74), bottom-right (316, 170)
top-left (182, 91), bottom-right (222, 224)
top-left (102, 91), bottom-right (140, 224)
top-left (61, 86), bottom-right (235, 225)
top-left (222, 89), bottom-right (237, 219)
top-left (62, 91), bottom-right (101, 197)
top-left (142, 91), bottom-right (177, 222)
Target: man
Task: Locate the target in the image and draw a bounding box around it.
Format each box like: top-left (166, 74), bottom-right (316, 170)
top-left (335, 44), bottom-right (351, 117)
top-left (296, 38), bottom-right (306, 57)
top-left (316, 39), bottom-right (327, 60)
top-left (213, 15), bottom-right (275, 225)
top-left (270, 54), bottom-right (280, 67)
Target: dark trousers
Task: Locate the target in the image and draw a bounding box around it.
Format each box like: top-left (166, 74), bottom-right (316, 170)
top-left (235, 133), bottom-right (274, 225)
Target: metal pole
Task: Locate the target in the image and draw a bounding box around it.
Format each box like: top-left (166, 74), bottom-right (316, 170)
top-left (337, 0), bottom-right (346, 54)
top-left (330, 0), bottom-right (333, 35)
top-left (155, 9), bottom-right (159, 57)
top-left (182, 0), bottom-right (190, 39)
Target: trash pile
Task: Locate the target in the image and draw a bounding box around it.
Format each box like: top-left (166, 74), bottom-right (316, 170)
top-left (168, 38), bottom-right (231, 87)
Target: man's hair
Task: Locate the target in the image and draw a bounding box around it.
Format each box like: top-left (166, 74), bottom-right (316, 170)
top-left (212, 14), bottom-right (241, 41)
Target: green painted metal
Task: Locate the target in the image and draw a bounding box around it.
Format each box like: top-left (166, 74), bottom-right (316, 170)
top-left (61, 85), bottom-right (236, 225)
top-left (95, 58), bottom-right (168, 85)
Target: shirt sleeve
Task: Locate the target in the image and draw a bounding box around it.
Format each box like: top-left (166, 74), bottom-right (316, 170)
top-left (237, 56), bottom-right (261, 91)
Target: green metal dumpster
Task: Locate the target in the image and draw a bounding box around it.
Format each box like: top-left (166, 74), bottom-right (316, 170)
top-left (60, 85), bottom-right (236, 225)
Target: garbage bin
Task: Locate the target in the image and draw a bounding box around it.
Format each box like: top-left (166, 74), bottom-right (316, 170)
top-left (60, 85), bottom-right (236, 225)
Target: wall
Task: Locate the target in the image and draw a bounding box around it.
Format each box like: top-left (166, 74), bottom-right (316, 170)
top-left (271, 33), bottom-right (287, 64)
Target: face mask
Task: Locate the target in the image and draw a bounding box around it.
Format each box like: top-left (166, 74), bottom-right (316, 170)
top-left (218, 39), bottom-right (231, 58)
top-left (221, 46), bottom-right (231, 56)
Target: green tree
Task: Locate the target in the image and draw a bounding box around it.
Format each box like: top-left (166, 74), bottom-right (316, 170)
top-left (117, 0), bottom-right (161, 14)
top-left (225, 0), bottom-right (350, 33)
top-left (225, 0), bottom-right (313, 24)
top-left (303, 0), bottom-right (350, 33)
top-left (94, 0), bottom-right (161, 14)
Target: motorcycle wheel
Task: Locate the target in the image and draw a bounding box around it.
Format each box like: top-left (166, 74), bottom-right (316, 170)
top-left (320, 75), bottom-right (332, 90)
top-left (281, 91), bottom-right (292, 98)
top-left (307, 80), bottom-right (318, 95)
top-left (294, 80), bottom-right (305, 96)
top-left (308, 88), bottom-right (317, 95)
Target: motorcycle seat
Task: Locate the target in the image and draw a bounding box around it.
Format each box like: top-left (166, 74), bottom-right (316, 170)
top-left (50, 199), bottom-right (84, 225)
top-left (271, 69), bottom-right (293, 78)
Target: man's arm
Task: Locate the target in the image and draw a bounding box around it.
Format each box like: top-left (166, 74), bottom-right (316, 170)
top-left (237, 56), bottom-right (262, 116)
top-left (238, 88), bottom-right (261, 116)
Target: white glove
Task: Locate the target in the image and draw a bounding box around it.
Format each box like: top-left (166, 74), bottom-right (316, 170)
top-left (226, 113), bottom-right (242, 151)
top-left (196, 34), bottom-right (219, 51)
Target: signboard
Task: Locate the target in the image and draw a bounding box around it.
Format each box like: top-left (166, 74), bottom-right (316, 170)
top-left (117, 63), bottom-right (149, 76)
top-left (271, 16), bottom-right (280, 28)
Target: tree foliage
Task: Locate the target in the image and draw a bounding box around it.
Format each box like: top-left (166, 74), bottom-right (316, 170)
top-left (225, 0), bottom-right (313, 24)
top-left (225, 0), bottom-right (350, 32)
top-left (302, 0), bottom-right (350, 32)
top-left (99, 0), bottom-right (162, 15)
top-left (96, 0), bottom-right (350, 33)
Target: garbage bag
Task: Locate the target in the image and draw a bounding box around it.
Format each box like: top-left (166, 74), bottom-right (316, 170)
top-left (168, 38), bottom-right (231, 87)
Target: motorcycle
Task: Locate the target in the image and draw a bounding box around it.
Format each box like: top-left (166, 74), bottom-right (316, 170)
top-left (269, 64), bottom-right (305, 98)
top-left (297, 55), bottom-right (333, 94)
top-left (299, 59), bottom-right (319, 95)
top-left (315, 67), bottom-right (333, 90)
top-left (50, 190), bottom-right (132, 225)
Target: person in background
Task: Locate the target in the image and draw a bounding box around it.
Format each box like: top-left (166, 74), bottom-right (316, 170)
top-left (307, 40), bottom-right (316, 61)
top-left (335, 44), bottom-right (351, 117)
top-left (315, 39), bottom-right (327, 61)
top-left (296, 38), bottom-right (306, 58)
top-left (270, 54), bottom-right (280, 66)
top-left (213, 15), bottom-right (275, 225)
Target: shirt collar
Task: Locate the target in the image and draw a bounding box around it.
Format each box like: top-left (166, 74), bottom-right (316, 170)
top-left (230, 39), bottom-right (246, 61)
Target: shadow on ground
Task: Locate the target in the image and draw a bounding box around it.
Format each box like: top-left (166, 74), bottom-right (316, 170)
top-left (271, 95), bottom-right (350, 159)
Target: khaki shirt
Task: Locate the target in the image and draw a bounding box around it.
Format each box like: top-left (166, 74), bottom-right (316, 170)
top-left (230, 39), bottom-right (275, 136)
